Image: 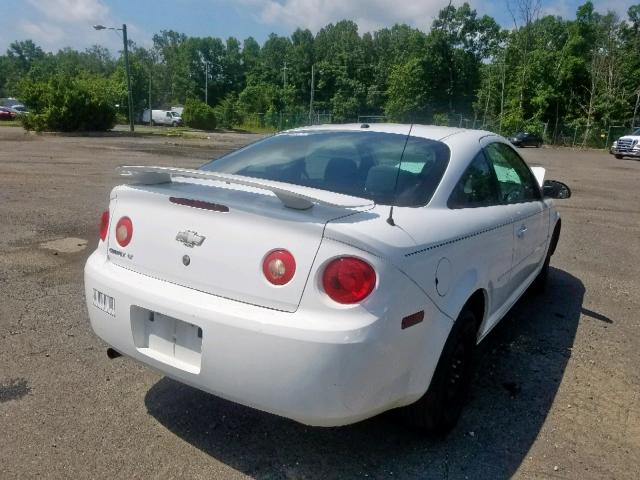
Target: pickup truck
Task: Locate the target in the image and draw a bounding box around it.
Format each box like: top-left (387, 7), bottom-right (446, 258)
top-left (610, 128), bottom-right (640, 159)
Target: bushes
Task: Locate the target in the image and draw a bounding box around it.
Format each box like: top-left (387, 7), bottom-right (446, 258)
top-left (432, 112), bottom-right (450, 126)
top-left (182, 98), bottom-right (217, 130)
top-left (214, 94), bottom-right (242, 129)
top-left (19, 74), bottom-right (120, 132)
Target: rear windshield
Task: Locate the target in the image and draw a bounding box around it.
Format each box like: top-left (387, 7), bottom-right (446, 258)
top-left (200, 131), bottom-right (450, 206)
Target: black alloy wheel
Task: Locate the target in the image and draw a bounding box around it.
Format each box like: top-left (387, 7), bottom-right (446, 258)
top-left (401, 308), bottom-right (478, 435)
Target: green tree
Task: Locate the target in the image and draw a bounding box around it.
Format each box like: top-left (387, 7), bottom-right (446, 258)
top-left (19, 74), bottom-right (121, 131)
top-left (183, 98), bottom-right (217, 130)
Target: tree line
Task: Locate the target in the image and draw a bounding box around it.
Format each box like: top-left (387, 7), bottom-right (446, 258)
top-left (1, 1), bottom-right (639, 142)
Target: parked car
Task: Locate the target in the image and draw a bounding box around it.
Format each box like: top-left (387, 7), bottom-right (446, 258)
top-left (508, 132), bottom-right (543, 148)
top-left (0, 106), bottom-right (16, 120)
top-left (610, 128), bottom-right (640, 159)
top-left (7, 104), bottom-right (27, 115)
top-left (85, 124), bottom-right (571, 434)
top-left (142, 109), bottom-right (183, 127)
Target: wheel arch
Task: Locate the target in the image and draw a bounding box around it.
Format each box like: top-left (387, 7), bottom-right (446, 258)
top-left (549, 218), bottom-right (561, 256)
top-left (464, 289), bottom-right (487, 330)
top-left (442, 268), bottom-right (487, 330)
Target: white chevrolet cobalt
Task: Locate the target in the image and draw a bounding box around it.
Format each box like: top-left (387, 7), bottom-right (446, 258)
top-left (85, 124), bottom-right (571, 434)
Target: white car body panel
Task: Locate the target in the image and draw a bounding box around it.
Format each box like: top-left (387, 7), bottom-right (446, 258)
top-left (85, 123), bottom-right (561, 426)
top-left (106, 182), bottom-right (373, 312)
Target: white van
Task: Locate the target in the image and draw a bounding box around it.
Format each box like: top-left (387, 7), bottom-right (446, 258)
top-left (142, 109), bottom-right (183, 127)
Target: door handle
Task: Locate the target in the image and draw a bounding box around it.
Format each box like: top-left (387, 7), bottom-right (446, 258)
top-left (517, 225), bottom-right (527, 238)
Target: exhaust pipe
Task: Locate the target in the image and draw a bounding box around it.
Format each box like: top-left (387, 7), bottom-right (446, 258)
top-left (106, 348), bottom-right (122, 359)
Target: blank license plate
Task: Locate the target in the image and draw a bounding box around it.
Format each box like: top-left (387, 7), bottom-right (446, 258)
top-left (93, 289), bottom-right (115, 316)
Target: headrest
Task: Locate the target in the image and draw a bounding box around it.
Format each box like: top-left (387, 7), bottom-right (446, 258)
top-left (365, 165), bottom-right (399, 195)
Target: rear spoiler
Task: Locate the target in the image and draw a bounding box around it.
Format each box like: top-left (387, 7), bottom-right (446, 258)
top-left (116, 166), bottom-right (371, 210)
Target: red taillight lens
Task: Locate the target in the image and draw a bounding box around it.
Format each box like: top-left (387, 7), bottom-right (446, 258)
top-left (263, 249), bottom-right (296, 285)
top-left (115, 216), bottom-right (133, 247)
top-left (99, 210), bottom-right (109, 242)
top-left (322, 257), bottom-right (376, 304)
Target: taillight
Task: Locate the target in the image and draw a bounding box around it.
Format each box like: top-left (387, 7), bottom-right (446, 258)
top-left (115, 217), bottom-right (133, 247)
top-left (322, 257), bottom-right (376, 304)
top-left (99, 210), bottom-right (109, 242)
top-left (263, 249), bottom-right (296, 285)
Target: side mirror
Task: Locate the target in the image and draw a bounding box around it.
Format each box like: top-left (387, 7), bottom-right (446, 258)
top-left (543, 180), bottom-right (571, 199)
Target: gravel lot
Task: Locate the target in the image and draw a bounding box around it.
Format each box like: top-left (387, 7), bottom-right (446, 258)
top-left (1, 126), bottom-right (638, 479)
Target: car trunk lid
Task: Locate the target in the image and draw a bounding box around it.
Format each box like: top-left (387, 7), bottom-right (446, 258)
top-left (107, 177), bottom-right (371, 312)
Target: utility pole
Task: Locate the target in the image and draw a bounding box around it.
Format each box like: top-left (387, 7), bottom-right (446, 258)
top-left (93, 23), bottom-right (135, 132)
top-left (148, 68), bottom-right (152, 127)
top-left (282, 62), bottom-right (288, 89)
top-left (309, 64), bottom-right (315, 123)
top-left (122, 24), bottom-right (134, 132)
top-left (205, 61), bottom-right (209, 105)
top-left (632, 88), bottom-right (640, 129)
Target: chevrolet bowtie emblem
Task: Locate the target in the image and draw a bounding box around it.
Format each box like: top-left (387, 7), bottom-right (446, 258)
top-left (176, 230), bottom-right (206, 248)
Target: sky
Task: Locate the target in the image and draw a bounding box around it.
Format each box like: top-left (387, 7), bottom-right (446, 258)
top-left (0, 0), bottom-right (635, 54)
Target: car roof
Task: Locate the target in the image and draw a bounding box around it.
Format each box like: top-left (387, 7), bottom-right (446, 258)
top-left (286, 123), bottom-right (492, 141)
top-left (284, 123), bottom-right (498, 169)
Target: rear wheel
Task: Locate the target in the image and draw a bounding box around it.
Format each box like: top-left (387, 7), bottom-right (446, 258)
top-left (401, 308), bottom-right (478, 435)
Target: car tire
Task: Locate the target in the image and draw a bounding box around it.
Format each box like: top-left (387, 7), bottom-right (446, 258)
top-left (400, 308), bottom-right (477, 435)
top-left (615, 154), bottom-right (623, 159)
top-left (172, 121), bottom-right (178, 127)
top-left (531, 224), bottom-right (560, 293)
top-left (531, 251), bottom-right (551, 293)
top-left (537, 142), bottom-right (542, 148)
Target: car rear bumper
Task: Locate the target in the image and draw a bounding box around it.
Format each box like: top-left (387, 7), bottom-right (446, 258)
top-left (84, 251), bottom-right (446, 426)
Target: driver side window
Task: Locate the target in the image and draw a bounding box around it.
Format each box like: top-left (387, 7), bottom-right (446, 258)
top-left (484, 142), bottom-right (540, 203)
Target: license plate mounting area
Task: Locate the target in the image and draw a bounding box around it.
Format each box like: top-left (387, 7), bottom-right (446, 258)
top-left (131, 306), bottom-right (202, 374)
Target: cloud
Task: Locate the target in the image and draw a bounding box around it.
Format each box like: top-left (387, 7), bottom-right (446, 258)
top-left (26, 0), bottom-right (110, 24)
top-left (18, 21), bottom-right (66, 46)
top-left (236, 0), bottom-right (456, 33)
top-left (3, 0), bottom-right (152, 53)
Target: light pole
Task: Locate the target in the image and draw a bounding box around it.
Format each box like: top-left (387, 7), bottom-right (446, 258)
top-left (94, 24), bottom-right (134, 132)
top-left (203, 60), bottom-right (209, 105)
top-left (309, 65), bottom-right (323, 125)
top-left (282, 62), bottom-right (288, 89)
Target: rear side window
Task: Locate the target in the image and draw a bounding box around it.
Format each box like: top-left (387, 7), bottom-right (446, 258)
top-left (448, 152), bottom-right (499, 208)
top-left (201, 131), bottom-right (450, 206)
top-left (484, 142), bottom-right (541, 203)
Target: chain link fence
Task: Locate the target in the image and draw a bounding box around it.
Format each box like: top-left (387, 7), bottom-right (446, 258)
top-left (469, 116), bottom-right (637, 150)
top-left (237, 112), bottom-right (333, 131)
top-left (234, 110), bottom-right (637, 149)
